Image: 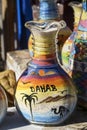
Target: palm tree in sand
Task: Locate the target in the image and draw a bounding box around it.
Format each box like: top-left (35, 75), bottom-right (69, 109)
top-left (21, 93), bottom-right (38, 120)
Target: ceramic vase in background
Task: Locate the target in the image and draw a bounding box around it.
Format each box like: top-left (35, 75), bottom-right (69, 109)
top-left (61, 1), bottom-right (82, 71)
top-left (62, 0), bottom-right (87, 108)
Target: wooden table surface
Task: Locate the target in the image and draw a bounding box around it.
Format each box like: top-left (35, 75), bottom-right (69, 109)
top-left (0, 107), bottom-right (87, 130)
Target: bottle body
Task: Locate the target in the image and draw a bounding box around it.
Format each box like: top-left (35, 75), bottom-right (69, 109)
top-left (15, 61), bottom-right (77, 125)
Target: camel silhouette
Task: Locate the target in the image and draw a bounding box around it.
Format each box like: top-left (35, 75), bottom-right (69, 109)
top-left (51, 106), bottom-right (69, 118)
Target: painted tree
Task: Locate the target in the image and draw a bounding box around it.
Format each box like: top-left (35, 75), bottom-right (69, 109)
top-left (21, 93), bottom-right (38, 120)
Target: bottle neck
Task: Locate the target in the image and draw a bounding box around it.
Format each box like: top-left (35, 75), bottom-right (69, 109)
top-left (30, 30), bottom-right (58, 67)
top-left (30, 42), bottom-right (58, 67)
top-left (32, 37), bottom-right (57, 60)
top-left (39, 0), bottom-right (59, 20)
top-left (82, 0), bottom-right (87, 12)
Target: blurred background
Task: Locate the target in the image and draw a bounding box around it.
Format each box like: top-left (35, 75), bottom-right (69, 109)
top-left (0, 0), bottom-right (82, 71)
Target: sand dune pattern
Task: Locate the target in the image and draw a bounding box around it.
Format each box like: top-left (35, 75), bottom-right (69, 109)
top-left (38, 94), bottom-right (74, 104)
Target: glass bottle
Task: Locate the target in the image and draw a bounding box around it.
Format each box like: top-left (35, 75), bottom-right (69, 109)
top-left (62, 0), bottom-right (87, 108)
top-left (0, 85), bottom-right (8, 124)
top-left (15, 20), bottom-right (77, 125)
